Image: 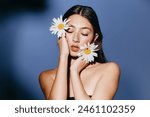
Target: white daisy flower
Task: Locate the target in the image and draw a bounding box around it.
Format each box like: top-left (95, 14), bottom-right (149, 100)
top-left (77, 43), bottom-right (99, 63)
top-left (49, 15), bottom-right (70, 38)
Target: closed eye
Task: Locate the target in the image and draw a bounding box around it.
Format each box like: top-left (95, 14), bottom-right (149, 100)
top-left (81, 33), bottom-right (88, 36)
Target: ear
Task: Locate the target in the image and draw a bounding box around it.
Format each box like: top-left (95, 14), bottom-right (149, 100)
top-left (94, 33), bottom-right (99, 42)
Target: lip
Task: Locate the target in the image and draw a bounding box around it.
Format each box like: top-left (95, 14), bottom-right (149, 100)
top-left (71, 45), bottom-right (80, 52)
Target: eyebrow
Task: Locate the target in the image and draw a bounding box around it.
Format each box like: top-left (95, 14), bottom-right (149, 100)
top-left (81, 27), bottom-right (92, 31)
top-left (68, 24), bottom-right (92, 31)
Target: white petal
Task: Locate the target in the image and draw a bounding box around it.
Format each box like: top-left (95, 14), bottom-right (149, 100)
top-left (77, 52), bottom-right (82, 57)
top-left (52, 18), bottom-right (57, 23)
top-left (88, 55), bottom-right (94, 62)
top-left (92, 52), bottom-right (98, 57)
top-left (60, 15), bottom-right (63, 20)
top-left (57, 30), bottom-right (64, 38)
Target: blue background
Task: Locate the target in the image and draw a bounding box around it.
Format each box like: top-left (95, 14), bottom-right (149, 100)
top-left (0, 0), bottom-right (150, 99)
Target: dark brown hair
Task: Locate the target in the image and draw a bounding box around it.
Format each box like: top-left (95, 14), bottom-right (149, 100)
top-left (63, 5), bottom-right (107, 63)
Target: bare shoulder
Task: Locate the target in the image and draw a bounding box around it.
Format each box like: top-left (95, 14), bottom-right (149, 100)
top-left (92, 62), bottom-right (120, 99)
top-left (104, 62), bottom-right (120, 73)
top-left (39, 68), bottom-right (57, 98)
top-left (95, 62), bottom-right (120, 82)
top-left (103, 62), bottom-right (120, 80)
top-left (96, 62), bottom-right (120, 74)
top-left (39, 68), bottom-right (57, 82)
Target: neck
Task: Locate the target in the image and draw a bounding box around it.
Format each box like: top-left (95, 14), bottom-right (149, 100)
top-left (69, 55), bottom-right (78, 65)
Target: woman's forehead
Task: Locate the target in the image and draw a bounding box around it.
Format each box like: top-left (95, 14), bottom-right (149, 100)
top-left (68, 14), bottom-right (93, 30)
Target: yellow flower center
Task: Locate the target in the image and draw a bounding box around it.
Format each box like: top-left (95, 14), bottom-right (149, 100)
top-left (84, 48), bottom-right (91, 55)
top-left (58, 23), bottom-right (64, 30)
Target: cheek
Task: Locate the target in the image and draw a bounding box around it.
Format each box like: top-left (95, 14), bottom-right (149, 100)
top-left (66, 33), bottom-right (72, 45)
top-left (66, 32), bottom-right (70, 37)
top-left (80, 35), bottom-right (94, 44)
top-left (66, 33), bottom-right (73, 40)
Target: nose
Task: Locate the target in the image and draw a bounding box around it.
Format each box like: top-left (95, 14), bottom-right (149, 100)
top-left (72, 32), bottom-right (80, 43)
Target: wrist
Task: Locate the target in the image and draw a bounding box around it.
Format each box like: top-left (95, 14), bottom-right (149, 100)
top-left (70, 66), bottom-right (79, 74)
top-left (59, 54), bottom-right (69, 64)
top-left (60, 54), bottom-right (69, 58)
top-left (60, 51), bottom-right (69, 57)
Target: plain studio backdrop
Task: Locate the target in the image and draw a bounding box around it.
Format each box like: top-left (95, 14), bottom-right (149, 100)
top-left (0, 0), bottom-right (150, 99)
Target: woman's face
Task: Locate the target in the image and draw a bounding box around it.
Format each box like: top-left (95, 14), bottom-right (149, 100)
top-left (66, 14), bottom-right (98, 57)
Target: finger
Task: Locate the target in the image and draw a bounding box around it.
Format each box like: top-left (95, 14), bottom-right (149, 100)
top-left (62, 32), bottom-right (69, 45)
top-left (82, 60), bottom-right (87, 65)
top-left (61, 32), bottom-right (65, 38)
top-left (57, 37), bottom-right (61, 43)
top-left (79, 58), bottom-right (88, 65)
top-left (58, 35), bottom-right (62, 44)
top-left (61, 32), bottom-right (67, 41)
top-left (78, 58), bottom-right (86, 66)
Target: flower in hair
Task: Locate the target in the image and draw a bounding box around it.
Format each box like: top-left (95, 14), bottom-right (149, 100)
top-left (77, 43), bottom-right (99, 63)
top-left (49, 15), bottom-right (70, 38)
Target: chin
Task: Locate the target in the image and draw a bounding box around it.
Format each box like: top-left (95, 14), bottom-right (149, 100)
top-left (69, 51), bottom-right (78, 58)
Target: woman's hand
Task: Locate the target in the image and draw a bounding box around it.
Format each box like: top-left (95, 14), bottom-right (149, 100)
top-left (58, 33), bottom-right (69, 56)
top-left (70, 58), bottom-right (88, 74)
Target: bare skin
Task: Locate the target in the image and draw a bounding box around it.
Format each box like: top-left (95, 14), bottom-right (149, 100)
top-left (39, 14), bottom-right (120, 100)
top-left (39, 62), bottom-right (120, 100)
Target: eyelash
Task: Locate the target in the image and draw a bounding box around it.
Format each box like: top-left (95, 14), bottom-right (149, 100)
top-left (66, 29), bottom-right (89, 36)
top-left (66, 30), bottom-right (73, 33)
top-left (81, 33), bottom-right (88, 36)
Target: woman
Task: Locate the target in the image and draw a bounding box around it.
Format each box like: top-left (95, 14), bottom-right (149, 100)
top-left (39, 5), bottom-right (120, 100)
